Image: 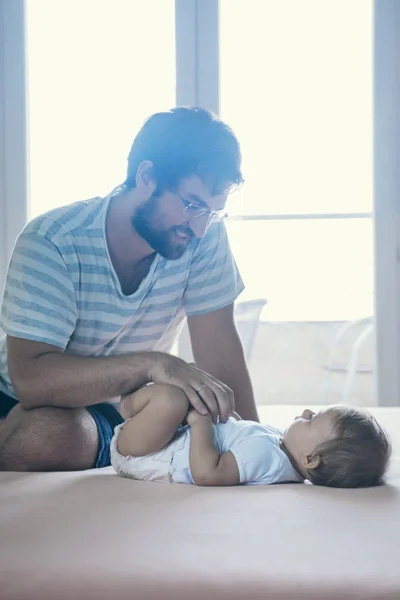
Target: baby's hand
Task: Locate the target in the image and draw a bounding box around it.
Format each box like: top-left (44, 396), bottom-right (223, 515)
top-left (186, 408), bottom-right (212, 426)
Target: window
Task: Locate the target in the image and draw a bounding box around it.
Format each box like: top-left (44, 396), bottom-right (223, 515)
top-left (220, 0), bottom-right (374, 405)
top-left (19, 0), bottom-right (385, 406)
top-left (227, 218), bottom-right (373, 322)
top-left (26, 0), bottom-right (176, 218)
top-left (220, 0), bottom-right (373, 320)
top-left (220, 0), bottom-right (373, 217)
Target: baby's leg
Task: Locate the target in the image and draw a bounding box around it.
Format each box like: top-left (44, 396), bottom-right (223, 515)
top-left (117, 384), bottom-right (189, 458)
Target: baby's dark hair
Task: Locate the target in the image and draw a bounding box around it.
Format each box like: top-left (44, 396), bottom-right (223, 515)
top-left (308, 406), bottom-right (391, 488)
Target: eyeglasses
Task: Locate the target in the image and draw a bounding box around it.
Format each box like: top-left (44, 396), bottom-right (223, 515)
top-left (173, 190), bottom-right (228, 224)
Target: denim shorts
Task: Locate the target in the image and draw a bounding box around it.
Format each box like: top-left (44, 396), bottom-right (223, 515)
top-left (0, 389), bottom-right (124, 468)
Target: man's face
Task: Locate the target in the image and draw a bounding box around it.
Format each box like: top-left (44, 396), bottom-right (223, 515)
top-left (132, 175), bottom-right (227, 259)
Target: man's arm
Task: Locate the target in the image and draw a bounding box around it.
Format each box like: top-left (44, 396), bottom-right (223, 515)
top-left (187, 410), bottom-right (240, 486)
top-left (6, 336), bottom-right (231, 419)
top-left (7, 337), bottom-right (150, 409)
top-left (188, 304), bottom-right (259, 422)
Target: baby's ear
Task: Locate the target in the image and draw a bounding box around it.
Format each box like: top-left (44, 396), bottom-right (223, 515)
top-left (302, 454), bottom-right (321, 470)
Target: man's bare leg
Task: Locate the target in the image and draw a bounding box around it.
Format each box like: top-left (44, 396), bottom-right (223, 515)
top-left (117, 384), bottom-right (189, 457)
top-left (0, 404), bottom-right (98, 471)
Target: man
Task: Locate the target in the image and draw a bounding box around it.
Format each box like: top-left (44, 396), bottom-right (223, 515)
top-left (0, 107), bottom-right (258, 472)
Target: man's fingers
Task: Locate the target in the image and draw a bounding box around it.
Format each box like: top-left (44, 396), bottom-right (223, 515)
top-left (172, 373), bottom-right (221, 422)
top-left (172, 380), bottom-right (208, 415)
top-left (196, 387), bottom-right (219, 423)
top-left (212, 385), bottom-right (231, 423)
top-left (195, 376), bottom-right (231, 423)
top-left (191, 365), bottom-right (234, 407)
top-left (154, 355), bottom-right (233, 421)
top-left (222, 384), bottom-right (235, 412)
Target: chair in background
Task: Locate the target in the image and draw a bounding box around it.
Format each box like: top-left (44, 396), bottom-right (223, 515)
top-left (176, 299), bottom-right (267, 364)
top-left (322, 316), bottom-right (373, 403)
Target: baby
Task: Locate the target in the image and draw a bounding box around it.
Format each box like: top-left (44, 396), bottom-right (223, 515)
top-left (110, 384), bottom-right (391, 488)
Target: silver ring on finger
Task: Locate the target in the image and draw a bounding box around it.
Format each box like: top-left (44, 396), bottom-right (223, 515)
top-left (195, 385), bottom-right (207, 393)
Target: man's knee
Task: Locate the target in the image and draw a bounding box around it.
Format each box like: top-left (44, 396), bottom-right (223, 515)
top-left (0, 404), bottom-right (99, 472)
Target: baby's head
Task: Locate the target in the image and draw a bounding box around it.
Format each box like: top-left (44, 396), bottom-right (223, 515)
top-left (282, 405), bottom-right (391, 488)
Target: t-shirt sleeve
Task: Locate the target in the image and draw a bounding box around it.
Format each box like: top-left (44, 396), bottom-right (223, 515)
top-left (229, 436), bottom-right (288, 485)
top-left (183, 222), bottom-right (245, 317)
top-left (0, 231), bottom-right (78, 349)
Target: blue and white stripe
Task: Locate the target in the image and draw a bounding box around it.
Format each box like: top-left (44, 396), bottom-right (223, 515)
top-left (0, 194), bottom-right (244, 399)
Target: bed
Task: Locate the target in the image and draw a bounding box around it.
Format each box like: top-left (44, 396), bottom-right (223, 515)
top-left (1, 406), bottom-right (400, 600)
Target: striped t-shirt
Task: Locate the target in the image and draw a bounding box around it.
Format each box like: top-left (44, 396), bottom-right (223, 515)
top-left (0, 192), bottom-right (244, 400)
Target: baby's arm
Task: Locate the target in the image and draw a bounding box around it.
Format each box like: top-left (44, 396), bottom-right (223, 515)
top-left (187, 411), bottom-right (240, 486)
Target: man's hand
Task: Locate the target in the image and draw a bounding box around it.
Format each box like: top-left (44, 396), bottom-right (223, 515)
top-left (148, 352), bottom-right (234, 423)
top-left (6, 337), bottom-right (234, 418)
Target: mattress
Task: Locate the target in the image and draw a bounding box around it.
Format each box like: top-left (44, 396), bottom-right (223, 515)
top-left (1, 406), bottom-right (399, 600)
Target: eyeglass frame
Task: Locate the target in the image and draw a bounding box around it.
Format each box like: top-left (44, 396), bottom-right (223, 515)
top-left (171, 190), bottom-right (228, 224)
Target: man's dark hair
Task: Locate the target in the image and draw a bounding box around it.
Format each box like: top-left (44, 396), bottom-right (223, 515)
top-left (124, 106), bottom-right (243, 195)
top-left (308, 406), bottom-right (391, 488)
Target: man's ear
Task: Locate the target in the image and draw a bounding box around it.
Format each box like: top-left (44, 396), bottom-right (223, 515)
top-left (136, 160), bottom-right (156, 194)
top-left (302, 453), bottom-right (321, 470)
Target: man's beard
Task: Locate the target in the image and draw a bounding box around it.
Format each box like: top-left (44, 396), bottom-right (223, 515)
top-left (132, 193), bottom-right (194, 260)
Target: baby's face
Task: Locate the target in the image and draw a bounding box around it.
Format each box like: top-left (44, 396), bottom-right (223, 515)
top-left (283, 406), bottom-right (339, 471)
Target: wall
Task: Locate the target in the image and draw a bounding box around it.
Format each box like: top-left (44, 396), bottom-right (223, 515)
top-left (0, 1), bottom-right (7, 298)
top-left (0, 0), bottom-right (28, 300)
